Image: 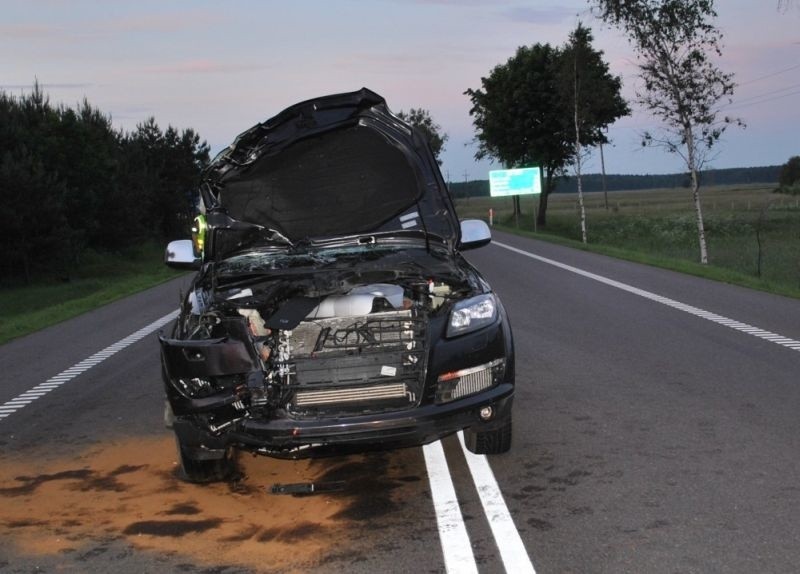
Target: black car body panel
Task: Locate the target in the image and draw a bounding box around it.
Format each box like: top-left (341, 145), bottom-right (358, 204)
top-left (160, 89), bottom-right (515, 468)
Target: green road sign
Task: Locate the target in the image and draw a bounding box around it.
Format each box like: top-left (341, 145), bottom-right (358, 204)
top-left (489, 167), bottom-right (542, 197)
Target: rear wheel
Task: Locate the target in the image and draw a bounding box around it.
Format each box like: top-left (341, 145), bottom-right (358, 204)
top-left (464, 414), bottom-right (512, 455)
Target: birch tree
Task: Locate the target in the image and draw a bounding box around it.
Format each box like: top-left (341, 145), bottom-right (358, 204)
top-left (591, 0), bottom-right (743, 263)
top-left (559, 24), bottom-right (629, 243)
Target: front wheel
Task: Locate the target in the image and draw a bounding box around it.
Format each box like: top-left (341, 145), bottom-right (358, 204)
top-left (174, 435), bottom-right (234, 483)
top-left (464, 414), bottom-right (512, 455)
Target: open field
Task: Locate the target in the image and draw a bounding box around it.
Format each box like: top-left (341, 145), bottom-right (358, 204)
top-left (456, 184), bottom-right (800, 295)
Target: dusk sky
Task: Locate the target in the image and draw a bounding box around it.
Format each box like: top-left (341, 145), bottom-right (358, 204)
top-left (3, 1), bottom-right (798, 180)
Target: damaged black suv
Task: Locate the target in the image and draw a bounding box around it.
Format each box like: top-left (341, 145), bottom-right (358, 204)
top-left (161, 88), bottom-right (515, 482)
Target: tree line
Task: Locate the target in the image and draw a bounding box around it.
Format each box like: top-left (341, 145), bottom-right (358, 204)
top-left (449, 165), bottom-right (782, 199)
top-left (0, 83), bottom-right (209, 283)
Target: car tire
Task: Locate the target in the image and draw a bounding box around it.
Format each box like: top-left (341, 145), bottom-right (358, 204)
top-left (175, 436), bottom-right (234, 483)
top-left (464, 415), bottom-right (512, 455)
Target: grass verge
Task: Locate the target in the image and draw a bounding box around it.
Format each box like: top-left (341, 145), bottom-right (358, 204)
top-left (458, 185), bottom-right (800, 300)
top-left (0, 244), bottom-right (184, 345)
top-left (493, 223), bottom-right (800, 301)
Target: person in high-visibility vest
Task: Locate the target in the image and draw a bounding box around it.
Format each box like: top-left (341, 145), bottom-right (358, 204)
top-left (191, 214), bottom-right (207, 258)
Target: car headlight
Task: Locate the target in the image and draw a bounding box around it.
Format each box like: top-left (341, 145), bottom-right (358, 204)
top-left (447, 293), bottom-right (497, 337)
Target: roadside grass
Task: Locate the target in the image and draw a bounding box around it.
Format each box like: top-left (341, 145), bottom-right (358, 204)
top-left (456, 184), bottom-right (800, 300)
top-left (0, 243), bottom-right (184, 345)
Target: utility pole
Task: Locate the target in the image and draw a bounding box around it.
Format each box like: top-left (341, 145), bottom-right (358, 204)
top-left (600, 134), bottom-right (609, 210)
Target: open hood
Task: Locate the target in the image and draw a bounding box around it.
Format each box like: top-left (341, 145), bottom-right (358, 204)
top-left (201, 88), bottom-right (460, 250)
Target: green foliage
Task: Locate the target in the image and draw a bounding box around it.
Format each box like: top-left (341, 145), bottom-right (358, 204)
top-left (778, 156), bottom-right (800, 190)
top-left (558, 24), bottom-right (630, 148)
top-left (590, 0), bottom-right (740, 162)
top-left (590, 0), bottom-right (743, 264)
top-left (465, 29), bottom-right (628, 226)
top-left (466, 43), bottom-right (569, 178)
top-left (776, 183), bottom-right (800, 196)
top-left (0, 242), bottom-right (183, 344)
top-left (0, 82), bottom-right (209, 282)
top-left (396, 108), bottom-right (448, 164)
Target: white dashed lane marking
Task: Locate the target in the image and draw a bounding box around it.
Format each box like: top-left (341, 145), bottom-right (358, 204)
top-left (0, 310), bottom-right (178, 421)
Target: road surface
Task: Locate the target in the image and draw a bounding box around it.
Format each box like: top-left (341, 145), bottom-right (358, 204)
top-left (1, 229), bottom-right (799, 573)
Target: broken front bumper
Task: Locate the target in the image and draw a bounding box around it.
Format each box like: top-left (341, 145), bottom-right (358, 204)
top-left (173, 383), bottom-right (514, 459)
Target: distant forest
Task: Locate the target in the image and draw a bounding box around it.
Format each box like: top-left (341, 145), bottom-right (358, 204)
top-left (449, 165), bottom-right (782, 198)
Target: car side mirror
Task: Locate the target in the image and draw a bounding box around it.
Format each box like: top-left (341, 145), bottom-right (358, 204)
top-left (165, 239), bottom-right (201, 270)
top-left (459, 219), bottom-right (492, 251)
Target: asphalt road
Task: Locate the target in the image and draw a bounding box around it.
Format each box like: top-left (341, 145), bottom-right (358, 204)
top-left (1, 229), bottom-right (799, 573)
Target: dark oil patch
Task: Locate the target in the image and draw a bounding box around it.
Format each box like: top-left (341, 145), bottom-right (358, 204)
top-left (219, 524), bottom-right (260, 542)
top-left (277, 521), bottom-right (323, 542)
top-left (74, 473), bottom-right (128, 493)
top-left (62, 519), bottom-right (83, 527)
top-left (645, 519), bottom-right (669, 530)
top-left (152, 469), bottom-right (183, 493)
top-left (396, 475), bottom-right (421, 483)
top-left (257, 522), bottom-right (323, 543)
top-left (569, 506), bottom-right (594, 516)
top-left (522, 484), bottom-right (547, 493)
top-left (6, 519), bottom-right (49, 528)
top-left (163, 502), bottom-right (201, 516)
top-left (527, 517), bottom-right (555, 531)
top-left (315, 454), bottom-right (402, 521)
top-left (123, 519), bottom-right (223, 537)
top-left (0, 469), bottom-right (93, 496)
top-left (109, 464), bottom-right (147, 476)
top-left (257, 527), bottom-right (280, 543)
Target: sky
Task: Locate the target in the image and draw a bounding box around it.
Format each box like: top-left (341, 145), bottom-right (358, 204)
top-left (2, 0), bottom-right (798, 180)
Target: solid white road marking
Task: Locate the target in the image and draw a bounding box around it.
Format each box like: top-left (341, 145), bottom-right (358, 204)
top-left (457, 432), bottom-right (537, 574)
top-left (493, 240), bottom-right (800, 352)
top-left (0, 310), bottom-right (178, 421)
top-left (423, 440), bottom-right (479, 574)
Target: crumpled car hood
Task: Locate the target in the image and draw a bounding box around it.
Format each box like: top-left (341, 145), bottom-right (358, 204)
top-left (201, 88), bottom-right (460, 248)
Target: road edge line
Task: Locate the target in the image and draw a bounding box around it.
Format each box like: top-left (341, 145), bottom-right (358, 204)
top-left (423, 440), bottom-right (479, 574)
top-left (457, 432), bottom-right (537, 574)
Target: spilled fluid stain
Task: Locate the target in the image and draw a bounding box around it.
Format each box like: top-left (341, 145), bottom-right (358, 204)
top-left (0, 435), bottom-right (424, 571)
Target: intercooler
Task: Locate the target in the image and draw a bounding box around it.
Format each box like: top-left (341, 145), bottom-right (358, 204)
top-left (283, 310), bottom-right (426, 413)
